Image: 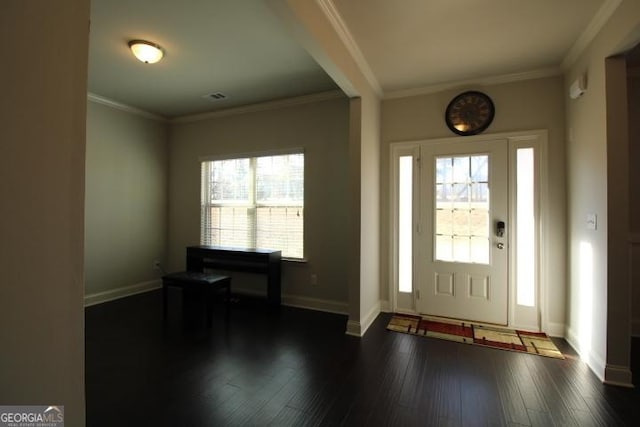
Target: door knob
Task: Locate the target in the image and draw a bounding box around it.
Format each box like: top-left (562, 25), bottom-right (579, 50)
top-left (497, 242), bottom-right (504, 249)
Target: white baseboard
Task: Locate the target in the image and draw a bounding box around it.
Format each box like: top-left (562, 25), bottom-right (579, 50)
top-left (604, 364), bottom-right (634, 388)
top-left (345, 320), bottom-right (362, 337)
top-left (565, 326), bottom-right (606, 382)
top-left (85, 282), bottom-right (349, 317)
top-left (395, 308), bottom-right (418, 315)
top-left (361, 300), bottom-right (381, 335)
top-left (345, 300), bottom-right (381, 337)
top-left (545, 321), bottom-right (566, 338)
top-left (282, 294), bottom-right (348, 315)
top-left (84, 279), bottom-right (161, 307)
top-left (509, 323), bottom-right (540, 333)
top-left (230, 287), bottom-right (349, 315)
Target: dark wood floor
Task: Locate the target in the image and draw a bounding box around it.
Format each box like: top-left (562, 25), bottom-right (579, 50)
top-left (86, 290), bottom-right (640, 426)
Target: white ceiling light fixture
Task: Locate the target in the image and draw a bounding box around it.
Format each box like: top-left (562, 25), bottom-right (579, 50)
top-left (128, 40), bottom-right (164, 64)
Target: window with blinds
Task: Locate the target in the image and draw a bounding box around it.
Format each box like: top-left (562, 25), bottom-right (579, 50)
top-left (200, 153), bottom-right (304, 259)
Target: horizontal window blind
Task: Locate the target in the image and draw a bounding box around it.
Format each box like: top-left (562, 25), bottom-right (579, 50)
top-left (201, 153), bottom-right (304, 259)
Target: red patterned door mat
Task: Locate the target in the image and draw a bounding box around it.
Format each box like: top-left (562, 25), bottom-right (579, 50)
top-left (387, 313), bottom-right (564, 359)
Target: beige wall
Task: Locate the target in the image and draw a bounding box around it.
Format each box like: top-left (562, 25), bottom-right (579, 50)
top-left (381, 76), bottom-right (567, 329)
top-left (168, 97), bottom-right (350, 305)
top-left (629, 67), bottom-right (640, 335)
top-left (629, 71), bottom-right (640, 233)
top-left (268, 0), bottom-right (383, 334)
top-left (85, 102), bottom-right (169, 296)
top-left (0, 1), bottom-right (89, 425)
top-left (604, 56), bottom-right (631, 382)
top-left (565, 0), bottom-right (640, 384)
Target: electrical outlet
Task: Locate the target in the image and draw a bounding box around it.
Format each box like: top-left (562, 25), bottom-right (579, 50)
top-left (310, 274), bottom-right (318, 286)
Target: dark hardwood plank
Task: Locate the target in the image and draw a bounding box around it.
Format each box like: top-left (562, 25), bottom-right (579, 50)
top-left (268, 405), bottom-right (308, 427)
top-left (491, 350), bottom-right (533, 425)
top-left (340, 332), bottom-right (413, 426)
top-left (457, 343), bottom-right (510, 426)
top-left (85, 291), bottom-right (640, 427)
top-left (526, 408), bottom-right (554, 427)
top-left (522, 352), bottom-right (582, 425)
top-left (504, 351), bottom-right (550, 414)
top-left (411, 339), bottom-right (463, 424)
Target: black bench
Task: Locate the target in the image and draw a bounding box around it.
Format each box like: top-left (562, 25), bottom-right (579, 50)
top-left (162, 271), bottom-right (231, 327)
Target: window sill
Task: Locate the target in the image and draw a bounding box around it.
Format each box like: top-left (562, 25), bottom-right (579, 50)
top-left (283, 257), bottom-right (308, 263)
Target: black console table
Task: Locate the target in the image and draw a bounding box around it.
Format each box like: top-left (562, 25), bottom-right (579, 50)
top-left (186, 245), bottom-right (282, 305)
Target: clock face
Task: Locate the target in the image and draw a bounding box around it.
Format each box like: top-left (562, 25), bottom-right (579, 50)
top-left (445, 91), bottom-right (495, 136)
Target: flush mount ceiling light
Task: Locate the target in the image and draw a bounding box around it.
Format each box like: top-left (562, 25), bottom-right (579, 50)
top-left (128, 40), bottom-right (163, 64)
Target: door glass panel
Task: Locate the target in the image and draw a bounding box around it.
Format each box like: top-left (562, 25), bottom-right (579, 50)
top-left (470, 237), bottom-right (490, 264)
top-left (452, 209), bottom-right (470, 235)
top-left (453, 236), bottom-right (470, 262)
top-left (436, 158), bottom-right (452, 183)
top-left (469, 208), bottom-right (489, 237)
top-left (452, 183), bottom-right (469, 206)
top-left (452, 157), bottom-right (470, 183)
top-left (436, 235), bottom-right (452, 261)
top-left (470, 183), bottom-right (488, 205)
top-left (398, 156), bottom-right (413, 293)
top-left (436, 209), bottom-right (453, 235)
top-left (435, 154), bottom-right (489, 264)
top-left (471, 155), bottom-right (488, 182)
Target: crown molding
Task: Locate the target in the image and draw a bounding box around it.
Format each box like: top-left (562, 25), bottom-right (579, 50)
top-left (88, 91), bottom-right (345, 125)
top-left (316, 0), bottom-right (383, 97)
top-left (171, 90), bottom-right (346, 124)
top-left (561, 0), bottom-right (623, 69)
top-left (383, 67), bottom-right (562, 100)
top-left (87, 93), bottom-right (168, 122)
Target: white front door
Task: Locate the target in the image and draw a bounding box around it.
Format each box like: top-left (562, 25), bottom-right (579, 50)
top-left (415, 139), bottom-right (508, 324)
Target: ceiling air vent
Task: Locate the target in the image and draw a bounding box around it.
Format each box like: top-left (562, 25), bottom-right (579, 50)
top-left (203, 92), bottom-right (227, 101)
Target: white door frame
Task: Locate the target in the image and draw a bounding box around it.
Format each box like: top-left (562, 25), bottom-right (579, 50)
top-left (389, 129), bottom-right (549, 332)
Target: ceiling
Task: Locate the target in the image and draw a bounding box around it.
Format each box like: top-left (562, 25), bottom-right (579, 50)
top-left (88, 0), bottom-right (612, 118)
top-left (88, 0), bottom-right (339, 117)
top-left (331, 0), bottom-right (606, 94)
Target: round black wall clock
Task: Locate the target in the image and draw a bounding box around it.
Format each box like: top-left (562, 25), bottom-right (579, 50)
top-left (445, 91), bottom-right (495, 136)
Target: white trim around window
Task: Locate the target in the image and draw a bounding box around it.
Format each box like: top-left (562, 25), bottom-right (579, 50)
top-left (200, 149), bottom-right (305, 260)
